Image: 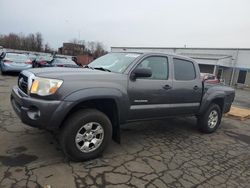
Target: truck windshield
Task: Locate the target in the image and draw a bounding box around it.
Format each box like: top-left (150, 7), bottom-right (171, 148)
top-left (89, 53), bottom-right (141, 73)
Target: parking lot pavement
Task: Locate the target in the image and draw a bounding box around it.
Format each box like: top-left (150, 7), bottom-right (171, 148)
top-left (0, 74), bottom-right (250, 188)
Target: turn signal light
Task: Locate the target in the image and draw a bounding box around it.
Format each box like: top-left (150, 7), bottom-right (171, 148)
top-left (31, 80), bottom-right (39, 93)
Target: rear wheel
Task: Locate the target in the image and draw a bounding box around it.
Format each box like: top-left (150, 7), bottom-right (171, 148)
top-left (60, 109), bottom-right (112, 161)
top-left (198, 103), bottom-right (222, 133)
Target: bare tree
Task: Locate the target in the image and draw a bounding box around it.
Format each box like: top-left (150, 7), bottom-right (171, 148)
top-left (35, 32), bottom-right (43, 51)
top-left (0, 32), bottom-right (47, 52)
top-left (0, 32), bottom-right (107, 58)
top-left (44, 43), bottom-right (52, 53)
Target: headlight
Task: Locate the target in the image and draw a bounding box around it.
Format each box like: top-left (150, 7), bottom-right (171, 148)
top-left (30, 77), bottom-right (63, 96)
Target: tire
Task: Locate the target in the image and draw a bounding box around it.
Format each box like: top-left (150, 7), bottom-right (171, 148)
top-left (198, 103), bottom-right (222, 133)
top-left (60, 109), bottom-right (112, 161)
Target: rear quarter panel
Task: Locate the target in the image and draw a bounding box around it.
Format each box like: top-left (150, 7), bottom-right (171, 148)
top-left (199, 84), bottom-right (235, 114)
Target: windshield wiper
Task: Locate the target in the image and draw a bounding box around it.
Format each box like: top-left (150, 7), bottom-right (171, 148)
top-left (83, 65), bottom-right (95, 70)
top-left (93, 67), bottom-right (111, 72)
top-left (84, 65), bottom-right (111, 72)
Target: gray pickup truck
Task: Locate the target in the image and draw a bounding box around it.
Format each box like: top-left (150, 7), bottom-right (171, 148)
top-left (11, 52), bottom-right (235, 161)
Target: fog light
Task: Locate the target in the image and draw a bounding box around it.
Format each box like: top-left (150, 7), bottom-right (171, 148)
top-left (27, 106), bottom-right (40, 120)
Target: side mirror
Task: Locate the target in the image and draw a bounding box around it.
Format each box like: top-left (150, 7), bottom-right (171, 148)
top-left (131, 68), bottom-right (152, 80)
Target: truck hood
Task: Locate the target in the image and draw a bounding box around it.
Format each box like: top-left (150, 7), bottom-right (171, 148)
top-left (28, 67), bottom-right (125, 81)
top-left (25, 67), bottom-right (128, 98)
top-left (20, 67), bottom-right (128, 105)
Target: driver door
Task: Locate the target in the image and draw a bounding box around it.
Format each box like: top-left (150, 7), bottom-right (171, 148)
top-left (127, 56), bottom-right (173, 120)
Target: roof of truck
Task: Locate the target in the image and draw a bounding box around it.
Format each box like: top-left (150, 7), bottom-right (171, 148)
top-left (111, 51), bottom-right (196, 62)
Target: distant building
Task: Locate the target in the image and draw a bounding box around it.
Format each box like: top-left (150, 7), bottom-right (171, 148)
top-left (58, 43), bottom-right (93, 65)
top-left (111, 47), bottom-right (250, 88)
top-left (76, 54), bottom-right (94, 66)
top-left (58, 43), bottom-right (85, 56)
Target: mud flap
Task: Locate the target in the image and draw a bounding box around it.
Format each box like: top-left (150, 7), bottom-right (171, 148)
top-left (112, 123), bottom-right (121, 144)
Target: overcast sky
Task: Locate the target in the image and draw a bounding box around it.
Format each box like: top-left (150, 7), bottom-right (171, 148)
top-left (1, 0), bottom-right (250, 50)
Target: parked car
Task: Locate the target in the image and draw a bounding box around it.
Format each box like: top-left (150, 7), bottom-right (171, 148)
top-left (38, 57), bottom-right (80, 68)
top-left (200, 73), bottom-right (220, 84)
top-left (0, 52), bottom-right (32, 74)
top-left (32, 55), bottom-right (53, 68)
top-left (27, 53), bottom-right (38, 62)
top-left (11, 52), bottom-right (235, 161)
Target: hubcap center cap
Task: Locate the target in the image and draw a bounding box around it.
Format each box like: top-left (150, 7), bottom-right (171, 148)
top-left (85, 133), bottom-right (93, 140)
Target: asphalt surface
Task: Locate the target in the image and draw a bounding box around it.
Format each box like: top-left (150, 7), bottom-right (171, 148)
top-left (0, 73), bottom-right (250, 188)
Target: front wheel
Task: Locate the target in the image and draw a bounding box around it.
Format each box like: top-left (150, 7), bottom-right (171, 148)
top-left (197, 103), bottom-right (222, 133)
top-left (60, 109), bottom-right (112, 161)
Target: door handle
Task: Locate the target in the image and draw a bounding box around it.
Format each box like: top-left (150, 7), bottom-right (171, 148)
top-left (163, 85), bottom-right (172, 90)
top-left (193, 85), bottom-right (199, 90)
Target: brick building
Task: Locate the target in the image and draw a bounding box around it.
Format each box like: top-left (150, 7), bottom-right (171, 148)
top-left (58, 43), bottom-right (85, 56)
top-left (58, 43), bottom-right (93, 65)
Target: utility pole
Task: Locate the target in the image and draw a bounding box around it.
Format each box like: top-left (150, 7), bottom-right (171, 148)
top-left (230, 49), bottom-right (239, 86)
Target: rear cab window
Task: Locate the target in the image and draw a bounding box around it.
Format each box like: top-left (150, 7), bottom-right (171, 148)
top-left (173, 58), bottom-right (196, 81)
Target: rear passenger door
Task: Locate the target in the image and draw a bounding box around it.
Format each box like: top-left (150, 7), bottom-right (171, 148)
top-left (171, 58), bottom-right (202, 114)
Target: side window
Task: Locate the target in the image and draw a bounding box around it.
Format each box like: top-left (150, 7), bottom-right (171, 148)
top-left (174, 58), bottom-right (196, 80)
top-left (137, 56), bottom-right (168, 80)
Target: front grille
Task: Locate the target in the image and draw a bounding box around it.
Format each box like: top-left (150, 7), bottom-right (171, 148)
top-left (18, 73), bottom-right (28, 94)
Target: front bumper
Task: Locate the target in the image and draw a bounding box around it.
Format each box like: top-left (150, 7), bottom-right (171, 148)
top-left (10, 86), bottom-right (73, 130)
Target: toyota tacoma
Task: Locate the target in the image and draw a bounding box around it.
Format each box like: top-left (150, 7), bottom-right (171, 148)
top-left (11, 52), bottom-right (235, 161)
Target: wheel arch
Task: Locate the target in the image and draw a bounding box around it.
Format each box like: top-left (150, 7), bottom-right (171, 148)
top-left (60, 97), bottom-right (122, 143)
top-left (199, 91), bottom-right (226, 115)
top-left (211, 98), bottom-right (224, 112)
